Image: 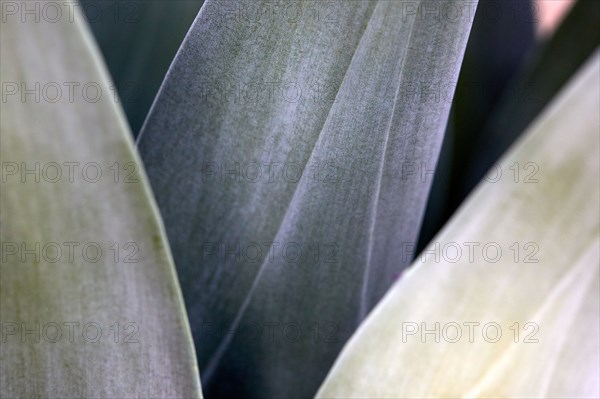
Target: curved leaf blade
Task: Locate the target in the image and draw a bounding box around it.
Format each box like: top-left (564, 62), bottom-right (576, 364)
top-left (0, 6), bottom-right (202, 398)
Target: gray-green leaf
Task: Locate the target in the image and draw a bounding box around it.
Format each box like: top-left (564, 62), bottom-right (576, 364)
top-left (0, 6), bottom-right (202, 398)
top-left (138, 0), bottom-right (476, 397)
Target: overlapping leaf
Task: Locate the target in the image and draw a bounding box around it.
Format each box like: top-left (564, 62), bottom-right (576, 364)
top-left (318, 51), bottom-right (600, 399)
top-left (137, 0), bottom-right (476, 397)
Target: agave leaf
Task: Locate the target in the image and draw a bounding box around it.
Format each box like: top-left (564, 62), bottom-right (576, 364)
top-left (0, 6), bottom-right (201, 398)
top-left (318, 51), bottom-right (600, 398)
top-left (138, 0), bottom-right (476, 397)
top-left (80, 0), bottom-right (205, 135)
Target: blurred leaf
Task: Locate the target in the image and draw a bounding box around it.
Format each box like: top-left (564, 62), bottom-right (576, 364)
top-left (80, 0), bottom-right (205, 136)
top-left (534, 0), bottom-right (575, 37)
top-left (138, 0), bottom-right (476, 397)
top-left (452, 0), bottom-right (536, 163)
top-left (462, 0), bottom-right (600, 199)
top-left (421, 0), bottom-right (600, 253)
top-left (0, 6), bottom-right (202, 398)
top-left (318, 51), bottom-right (600, 399)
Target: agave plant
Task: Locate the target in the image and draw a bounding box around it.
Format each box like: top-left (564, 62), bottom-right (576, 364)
top-left (1, 0), bottom-right (598, 398)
